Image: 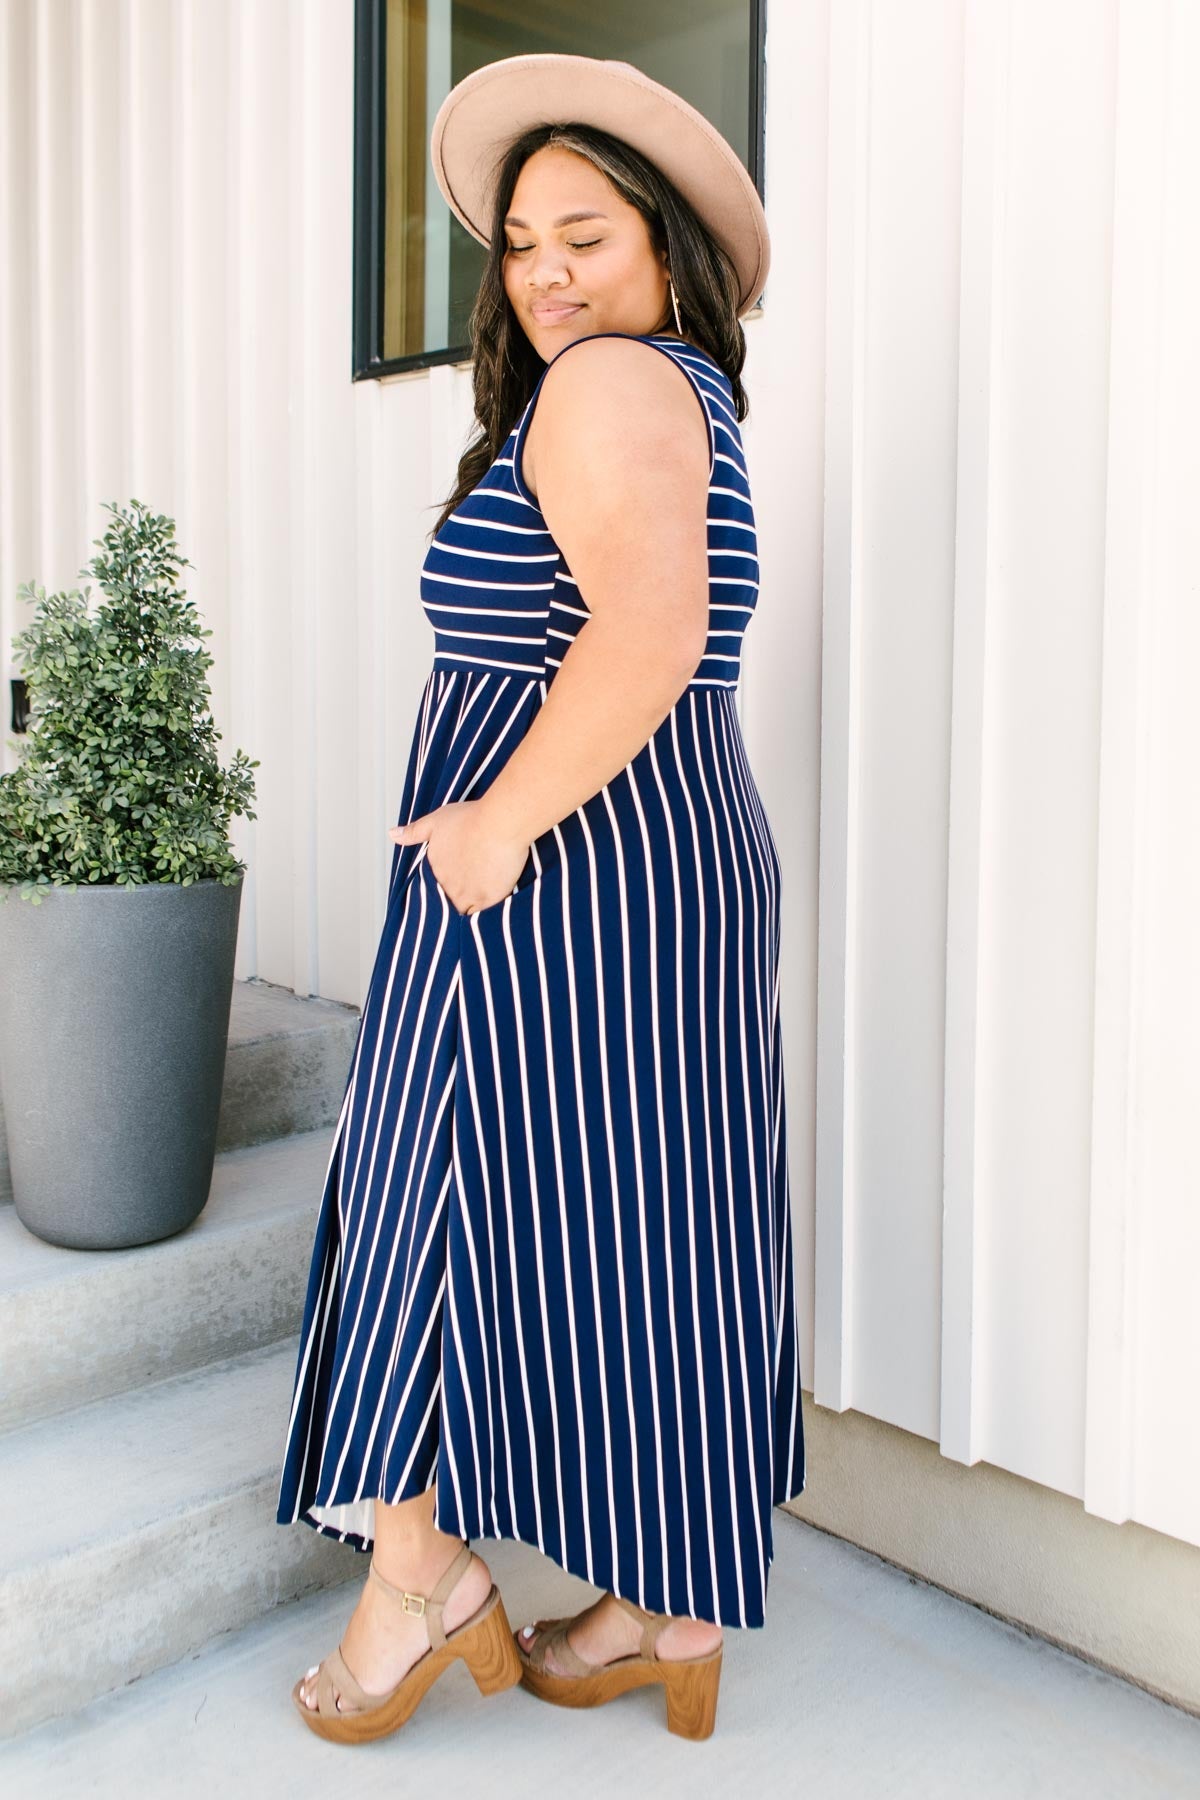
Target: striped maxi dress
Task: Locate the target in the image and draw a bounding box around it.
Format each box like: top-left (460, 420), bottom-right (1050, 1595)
top-left (276, 330), bottom-right (806, 1629)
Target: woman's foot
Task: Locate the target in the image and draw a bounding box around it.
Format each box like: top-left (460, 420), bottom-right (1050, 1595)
top-left (298, 1538), bottom-right (494, 1714)
top-left (516, 1591), bottom-right (721, 1675)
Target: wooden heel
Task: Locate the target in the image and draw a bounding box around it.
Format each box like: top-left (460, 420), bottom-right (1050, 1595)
top-left (662, 1650), bottom-right (722, 1741)
top-left (460, 1588), bottom-right (524, 1696)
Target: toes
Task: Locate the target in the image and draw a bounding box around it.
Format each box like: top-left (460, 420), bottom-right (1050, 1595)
top-left (301, 1678), bottom-right (351, 1716)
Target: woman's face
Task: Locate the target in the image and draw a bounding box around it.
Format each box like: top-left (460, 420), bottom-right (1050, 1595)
top-left (501, 145), bottom-right (672, 360)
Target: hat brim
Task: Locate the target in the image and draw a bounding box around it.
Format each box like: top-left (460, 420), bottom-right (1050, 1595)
top-left (429, 54), bottom-right (769, 318)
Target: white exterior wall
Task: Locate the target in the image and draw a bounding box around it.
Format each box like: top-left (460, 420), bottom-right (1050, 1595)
top-left (1, 0), bottom-right (1196, 1565)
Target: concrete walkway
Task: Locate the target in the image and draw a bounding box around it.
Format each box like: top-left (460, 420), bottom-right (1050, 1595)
top-left (3, 1512), bottom-right (1197, 1798)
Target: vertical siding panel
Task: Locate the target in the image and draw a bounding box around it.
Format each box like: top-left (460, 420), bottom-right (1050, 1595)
top-left (286, 2), bottom-right (319, 997)
top-left (123, 0), bottom-right (176, 515)
top-left (941, 0), bottom-right (1013, 1469)
top-left (226, 0), bottom-right (263, 981)
top-left (180, 0), bottom-right (246, 965)
top-left (79, 1), bottom-right (127, 575)
top-left (177, 0), bottom-right (231, 675)
top-left (973, 0), bottom-right (1115, 1499)
top-left (1083, 0), bottom-right (1171, 1530)
top-left (744, 0), bottom-right (827, 1407)
top-left (813, 0), bottom-right (871, 1414)
top-left (307, 0), bottom-right (360, 1005)
top-left (0, 0), bottom-right (35, 734)
top-left (1115, 0), bottom-right (1200, 1548)
top-left (32, 0), bottom-right (82, 587)
top-left (852, 0), bottom-right (963, 1442)
top-left (231, 0), bottom-right (291, 988)
top-left (358, 353), bottom-right (458, 996)
top-left (370, 360), bottom-right (426, 976)
top-left (356, 377), bottom-right (397, 997)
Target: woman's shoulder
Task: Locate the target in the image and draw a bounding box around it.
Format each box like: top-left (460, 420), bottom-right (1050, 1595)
top-left (540, 330), bottom-right (727, 385)
top-left (530, 332), bottom-right (728, 431)
top-left (517, 332), bottom-right (717, 506)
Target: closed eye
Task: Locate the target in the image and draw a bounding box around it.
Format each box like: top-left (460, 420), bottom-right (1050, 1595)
top-left (507, 240), bottom-right (602, 254)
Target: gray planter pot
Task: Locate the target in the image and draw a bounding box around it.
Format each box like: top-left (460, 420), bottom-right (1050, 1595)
top-left (0, 873), bottom-right (244, 1250)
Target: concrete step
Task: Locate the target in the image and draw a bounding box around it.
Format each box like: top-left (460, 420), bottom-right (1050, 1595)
top-left (0, 1337), bottom-right (357, 1743)
top-left (0, 1124), bottom-right (337, 1433)
top-left (0, 975), bottom-right (359, 1206)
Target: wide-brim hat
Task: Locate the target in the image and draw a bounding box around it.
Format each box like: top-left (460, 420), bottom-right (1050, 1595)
top-left (429, 53), bottom-right (769, 318)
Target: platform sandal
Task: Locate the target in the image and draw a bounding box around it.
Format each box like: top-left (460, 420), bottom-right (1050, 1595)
top-left (291, 1540), bottom-right (522, 1745)
top-left (514, 1593), bottom-right (722, 1741)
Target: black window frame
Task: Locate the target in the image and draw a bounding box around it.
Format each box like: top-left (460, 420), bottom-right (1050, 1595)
top-left (351, 0), bottom-right (768, 381)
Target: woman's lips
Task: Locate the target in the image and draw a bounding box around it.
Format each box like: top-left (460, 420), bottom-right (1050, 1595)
top-left (532, 303), bottom-right (583, 324)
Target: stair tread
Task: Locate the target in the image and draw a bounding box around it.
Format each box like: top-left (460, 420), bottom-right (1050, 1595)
top-left (0, 1338), bottom-right (304, 1576)
top-left (224, 977), bottom-right (358, 1047)
top-left (0, 1124), bottom-right (336, 1296)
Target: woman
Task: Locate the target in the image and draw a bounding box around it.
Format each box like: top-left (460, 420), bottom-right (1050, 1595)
top-left (278, 51), bottom-right (806, 1746)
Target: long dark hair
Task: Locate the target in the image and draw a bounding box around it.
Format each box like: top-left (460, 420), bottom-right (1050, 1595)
top-left (427, 121), bottom-right (749, 542)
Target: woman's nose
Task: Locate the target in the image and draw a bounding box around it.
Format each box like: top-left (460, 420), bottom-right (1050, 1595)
top-left (526, 248), bottom-right (571, 288)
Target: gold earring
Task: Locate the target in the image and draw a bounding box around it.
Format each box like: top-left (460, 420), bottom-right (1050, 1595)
top-left (669, 276), bottom-right (683, 335)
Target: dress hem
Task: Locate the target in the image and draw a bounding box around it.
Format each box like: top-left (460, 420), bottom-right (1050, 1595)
top-left (276, 1466), bottom-right (808, 1632)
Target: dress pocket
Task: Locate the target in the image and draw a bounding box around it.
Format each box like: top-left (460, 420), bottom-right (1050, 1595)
top-left (419, 842), bottom-right (541, 922)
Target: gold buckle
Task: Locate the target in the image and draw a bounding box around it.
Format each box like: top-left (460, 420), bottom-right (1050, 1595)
top-left (401, 1592), bottom-right (426, 1615)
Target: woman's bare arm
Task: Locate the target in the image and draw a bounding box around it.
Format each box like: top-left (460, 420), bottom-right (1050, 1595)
top-left (476, 336), bottom-right (711, 851)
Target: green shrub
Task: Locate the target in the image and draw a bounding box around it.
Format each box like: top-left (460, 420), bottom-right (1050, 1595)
top-left (0, 499), bottom-right (259, 901)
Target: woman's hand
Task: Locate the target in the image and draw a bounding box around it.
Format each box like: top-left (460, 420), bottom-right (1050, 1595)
top-left (388, 799), bottom-right (529, 915)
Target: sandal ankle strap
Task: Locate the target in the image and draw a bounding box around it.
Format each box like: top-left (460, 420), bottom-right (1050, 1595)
top-left (613, 1591), bottom-right (669, 1661)
top-left (369, 1539), bottom-right (474, 1651)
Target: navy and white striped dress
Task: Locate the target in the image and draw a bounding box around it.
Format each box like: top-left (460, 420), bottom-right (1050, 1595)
top-left (276, 330), bottom-right (806, 1629)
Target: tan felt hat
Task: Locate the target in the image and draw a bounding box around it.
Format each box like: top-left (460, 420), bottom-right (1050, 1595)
top-left (429, 53), bottom-right (770, 318)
